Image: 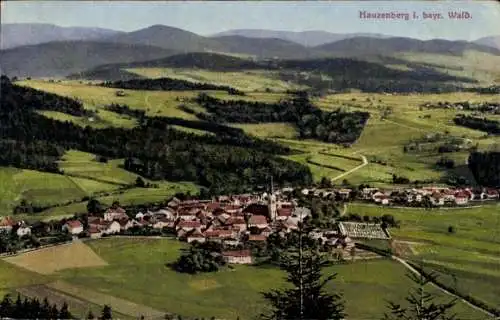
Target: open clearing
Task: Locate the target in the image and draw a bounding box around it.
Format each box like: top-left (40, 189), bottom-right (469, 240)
top-left (51, 238), bottom-right (483, 320)
top-left (349, 203), bottom-right (500, 309)
top-left (4, 241), bottom-right (108, 275)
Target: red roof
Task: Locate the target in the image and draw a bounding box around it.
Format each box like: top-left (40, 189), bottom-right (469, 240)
top-left (249, 215), bottom-right (268, 225)
top-left (65, 220), bottom-right (82, 229)
top-left (224, 205), bottom-right (242, 211)
top-left (177, 221), bottom-right (201, 228)
top-left (455, 191), bottom-right (469, 198)
top-left (248, 235), bottom-right (267, 241)
top-left (0, 216), bottom-right (16, 227)
top-left (107, 207), bottom-right (126, 214)
top-left (487, 189), bottom-right (499, 195)
top-left (222, 250), bottom-right (252, 257)
top-left (228, 217), bottom-right (246, 225)
top-left (206, 202), bottom-right (221, 211)
top-left (205, 230), bottom-right (221, 238)
top-left (89, 226), bottom-right (101, 233)
top-left (277, 208), bottom-right (292, 217)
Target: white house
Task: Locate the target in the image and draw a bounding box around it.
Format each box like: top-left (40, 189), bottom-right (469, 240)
top-left (62, 220), bottom-right (84, 235)
top-left (104, 207), bottom-right (128, 221)
top-left (16, 225), bottom-right (31, 237)
top-left (103, 221), bottom-right (121, 234)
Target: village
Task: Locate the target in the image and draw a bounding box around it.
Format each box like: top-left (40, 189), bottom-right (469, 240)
top-left (1, 184), bottom-right (498, 265)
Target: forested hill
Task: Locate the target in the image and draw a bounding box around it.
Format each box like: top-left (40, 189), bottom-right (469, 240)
top-left (193, 92), bottom-right (370, 145)
top-left (101, 77), bottom-right (245, 95)
top-left (0, 76), bottom-right (312, 194)
top-left (71, 53), bottom-right (477, 93)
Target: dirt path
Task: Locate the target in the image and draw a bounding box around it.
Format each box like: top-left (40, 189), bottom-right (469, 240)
top-left (331, 155), bottom-right (368, 182)
top-left (393, 256), bottom-right (497, 318)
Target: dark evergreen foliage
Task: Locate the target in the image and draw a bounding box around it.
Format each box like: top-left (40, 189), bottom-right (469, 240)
top-left (383, 271), bottom-right (456, 320)
top-left (172, 242), bottom-right (226, 274)
top-left (453, 115), bottom-right (500, 135)
top-left (260, 223), bottom-right (345, 320)
top-left (195, 92), bottom-right (370, 144)
top-left (0, 76), bottom-right (312, 194)
top-left (101, 77), bottom-right (244, 95)
top-left (0, 293), bottom-right (71, 319)
top-left (468, 151), bottom-right (500, 187)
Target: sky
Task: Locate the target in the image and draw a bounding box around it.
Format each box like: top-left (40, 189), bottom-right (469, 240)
top-left (2, 1), bottom-right (499, 41)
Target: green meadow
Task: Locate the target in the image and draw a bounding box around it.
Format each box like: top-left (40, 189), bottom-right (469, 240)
top-left (348, 203), bottom-right (500, 310)
top-left (0, 238), bottom-right (478, 320)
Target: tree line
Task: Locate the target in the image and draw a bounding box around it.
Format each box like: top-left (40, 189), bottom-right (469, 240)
top-left (194, 92), bottom-right (370, 144)
top-left (101, 77), bottom-right (245, 95)
top-left (453, 114), bottom-right (500, 135)
top-left (0, 294), bottom-right (71, 319)
top-left (0, 76), bottom-right (312, 195)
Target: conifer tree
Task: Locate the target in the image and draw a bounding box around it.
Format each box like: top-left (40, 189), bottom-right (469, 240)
top-left (87, 310), bottom-right (96, 319)
top-left (383, 270), bottom-right (457, 320)
top-left (260, 221), bottom-right (345, 320)
top-left (59, 301), bottom-right (72, 319)
top-left (101, 305), bottom-right (112, 320)
top-left (0, 294), bottom-right (13, 318)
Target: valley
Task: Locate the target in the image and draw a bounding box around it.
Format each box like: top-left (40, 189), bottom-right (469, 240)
top-left (1, 5), bottom-right (499, 319)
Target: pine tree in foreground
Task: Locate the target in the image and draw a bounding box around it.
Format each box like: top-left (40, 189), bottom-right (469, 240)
top-left (383, 270), bottom-right (457, 320)
top-left (260, 222), bottom-right (345, 320)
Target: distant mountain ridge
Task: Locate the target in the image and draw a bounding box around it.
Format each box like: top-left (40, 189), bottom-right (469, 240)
top-left (2, 23), bottom-right (499, 78)
top-left (210, 29), bottom-right (392, 47)
top-left (0, 41), bottom-right (174, 77)
top-left (0, 23), bottom-right (123, 49)
top-left (316, 37), bottom-right (500, 56)
top-left (475, 35), bottom-right (500, 50)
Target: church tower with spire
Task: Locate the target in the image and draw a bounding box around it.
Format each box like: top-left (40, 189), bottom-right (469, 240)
top-left (268, 176), bottom-right (277, 221)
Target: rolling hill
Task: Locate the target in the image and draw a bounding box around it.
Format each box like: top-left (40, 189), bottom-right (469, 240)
top-left (0, 23), bottom-right (123, 49)
top-left (210, 35), bottom-right (313, 59)
top-left (100, 24), bottom-right (223, 53)
top-left (211, 29), bottom-right (391, 47)
top-left (475, 35), bottom-right (500, 50)
top-left (316, 37), bottom-right (500, 56)
top-left (0, 41), bottom-right (174, 78)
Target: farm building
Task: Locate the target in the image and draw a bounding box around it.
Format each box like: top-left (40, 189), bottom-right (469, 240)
top-left (62, 220), bottom-right (84, 235)
top-left (222, 250), bottom-right (253, 264)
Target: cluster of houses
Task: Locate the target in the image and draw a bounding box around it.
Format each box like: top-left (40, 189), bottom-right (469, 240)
top-left (300, 186), bottom-right (500, 207)
top-left (422, 101), bottom-right (500, 114)
top-left (361, 186), bottom-right (500, 206)
top-left (0, 216), bottom-right (32, 237)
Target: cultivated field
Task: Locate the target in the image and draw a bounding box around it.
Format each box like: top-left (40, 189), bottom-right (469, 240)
top-left (0, 167), bottom-right (87, 215)
top-left (4, 241), bottom-right (108, 275)
top-left (348, 203), bottom-right (500, 310)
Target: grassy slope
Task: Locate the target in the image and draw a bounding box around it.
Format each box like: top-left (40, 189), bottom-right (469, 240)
top-left (348, 203), bottom-right (500, 309)
top-left (396, 50), bottom-right (500, 86)
top-left (1, 150), bottom-right (198, 221)
top-left (297, 92), bottom-right (500, 185)
top-left (53, 238), bottom-right (483, 320)
top-left (126, 68), bottom-right (307, 92)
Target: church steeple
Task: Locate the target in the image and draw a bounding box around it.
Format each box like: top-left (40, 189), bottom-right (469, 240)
top-left (269, 176), bottom-right (277, 221)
